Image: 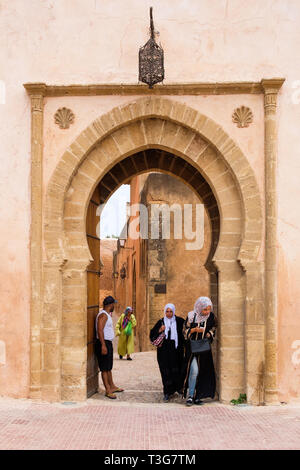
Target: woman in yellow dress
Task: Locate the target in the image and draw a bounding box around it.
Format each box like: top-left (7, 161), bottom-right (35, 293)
top-left (115, 306), bottom-right (137, 360)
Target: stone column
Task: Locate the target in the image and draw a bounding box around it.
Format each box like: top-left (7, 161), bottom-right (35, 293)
top-left (24, 84), bottom-right (46, 399)
top-left (217, 261), bottom-right (245, 403)
top-left (261, 78), bottom-right (285, 404)
top-left (61, 260), bottom-right (88, 402)
top-left (41, 261), bottom-right (64, 401)
top-left (244, 261), bottom-right (265, 405)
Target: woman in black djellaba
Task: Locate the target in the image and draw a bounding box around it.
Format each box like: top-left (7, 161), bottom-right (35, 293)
top-left (150, 303), bottom-right (185, 402)
top-left (183, 296), bottom-right (217, 406)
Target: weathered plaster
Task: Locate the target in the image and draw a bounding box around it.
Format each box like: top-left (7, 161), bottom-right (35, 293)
top-left (0, 0), bottom-right (299, 402)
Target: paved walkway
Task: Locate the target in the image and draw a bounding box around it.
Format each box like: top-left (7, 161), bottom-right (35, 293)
top-left (94, 350), bottom-right (172, 404)
top-left (0, 351), bottom-right (300, 450)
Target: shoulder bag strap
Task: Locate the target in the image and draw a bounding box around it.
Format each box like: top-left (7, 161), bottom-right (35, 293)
top-left (202, 320), bottom-right (207, 339)
top-left (193, 313), bottom-right (200, 340)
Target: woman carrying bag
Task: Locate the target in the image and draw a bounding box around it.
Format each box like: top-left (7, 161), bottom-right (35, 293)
top-left (115, 306), bottom-right (137, 360)
top-left (150, 303), bottom-right (185, 402)
top-left (183, 297), bottom-right (217, 406)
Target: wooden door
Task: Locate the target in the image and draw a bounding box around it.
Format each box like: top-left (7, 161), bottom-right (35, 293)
top-left (86, 186), bottom-right (101, 397)
top-left (132, 260), bottom-right (136, 314)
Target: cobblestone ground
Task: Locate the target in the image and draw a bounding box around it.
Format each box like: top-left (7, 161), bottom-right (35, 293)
top-left (94, 350), bottom-right (181, 404)
top-left (0, 351), bottom-right (300, 450)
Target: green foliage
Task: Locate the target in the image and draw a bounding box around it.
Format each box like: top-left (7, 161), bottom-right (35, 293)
top-left (230, 393), bottom-right (247, 405)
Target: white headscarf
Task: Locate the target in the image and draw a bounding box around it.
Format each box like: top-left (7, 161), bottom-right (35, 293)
top-left (163, 303), bottom-right (178, 349)
top-left (188, 296), bottom-right (213, 324)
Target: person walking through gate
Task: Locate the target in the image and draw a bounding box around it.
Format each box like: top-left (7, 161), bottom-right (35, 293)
top-left (150, 303), bottom-right (185, 402)
top-left (115, 306), bottom-right (137, 360)
top-left (183, 296), bottom-right (217, 406)
top-left (95, 296), bottom-right (124, 399)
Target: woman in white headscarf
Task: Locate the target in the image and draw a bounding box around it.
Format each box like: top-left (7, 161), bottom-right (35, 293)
top-left (183, 296), bottom-right (217, 406)
top-left (150, 303), bottom-right (185, 402)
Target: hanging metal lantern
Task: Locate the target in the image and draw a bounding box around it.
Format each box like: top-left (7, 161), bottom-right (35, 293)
top-left (120, 264), bottom-right (127, 280)
top-left (139, 7), bottom-right (164, 89)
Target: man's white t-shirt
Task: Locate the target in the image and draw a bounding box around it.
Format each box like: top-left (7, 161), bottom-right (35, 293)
top-left (95, 309), bottom-right (114, 341)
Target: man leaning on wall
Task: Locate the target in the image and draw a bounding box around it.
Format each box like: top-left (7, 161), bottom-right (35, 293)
top-left (95, 296), bottom-right (124, 399)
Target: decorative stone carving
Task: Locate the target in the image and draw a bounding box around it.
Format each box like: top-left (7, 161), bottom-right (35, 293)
top-left (54, 107), bottom-right (75, 129)
top-left (261, 78), bottom-right (285, 404)
top-left (23, 81), bottom-right (285, 404)
top-left (232, 106), bottom-right (253, 128)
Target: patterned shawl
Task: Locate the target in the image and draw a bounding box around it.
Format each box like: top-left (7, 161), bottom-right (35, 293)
top-left (122, 306), bottom-right (133, 329)
top-left (188, 296), bottom-right (213, 324)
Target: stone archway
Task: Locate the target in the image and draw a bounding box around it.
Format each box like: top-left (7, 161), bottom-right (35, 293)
top-left (39, 97), bottom-right (264, 404)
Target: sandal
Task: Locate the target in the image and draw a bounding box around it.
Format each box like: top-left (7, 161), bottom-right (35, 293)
top-left (113, 388), bottom-right (124, 393)
top-left (105, 392), bottom-right (117, 399)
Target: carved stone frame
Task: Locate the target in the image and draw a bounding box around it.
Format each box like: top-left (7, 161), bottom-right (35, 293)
top-left (24, 79), bottom-right (284, 404)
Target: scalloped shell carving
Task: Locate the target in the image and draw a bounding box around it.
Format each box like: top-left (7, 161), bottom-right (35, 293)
top-left (54, 107), bottom-right (75, 129)
top-left (232, 106), bottom-right (253, 128)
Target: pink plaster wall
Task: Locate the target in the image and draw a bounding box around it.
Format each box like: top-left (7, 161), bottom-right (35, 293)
top-left (1, 0), bottom-right (300, 401)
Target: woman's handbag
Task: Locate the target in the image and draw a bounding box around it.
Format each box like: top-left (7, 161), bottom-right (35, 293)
top-left (150, 321), bottom-right (165, 348)
top-left (190, 317), bottom-right (211, 355)
top-left (190, 336), bottom-right (211, 354)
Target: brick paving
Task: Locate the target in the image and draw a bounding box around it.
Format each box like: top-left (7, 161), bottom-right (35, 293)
top-left (0, 351), bottom-right (300, 450)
